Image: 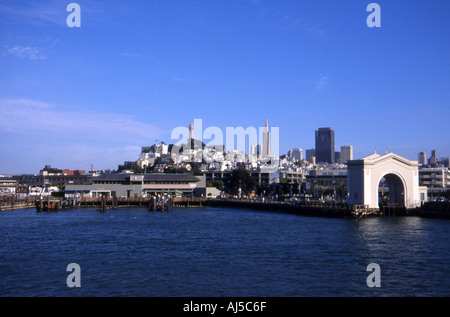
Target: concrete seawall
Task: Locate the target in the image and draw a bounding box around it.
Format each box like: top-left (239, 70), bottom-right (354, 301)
top-left (206, 199), bottom-right (357, 218)
top-left (419, 201), bottom-right (450, 219)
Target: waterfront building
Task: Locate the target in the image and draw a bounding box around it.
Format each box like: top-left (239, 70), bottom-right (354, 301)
top-left (315, 127), bottom-right (335, 164)
top-left (65, 173), bottom-right (203, 198)
top-left (13, 173), bottom-right (90, 187)
top-left (0, 177), bottom-right (18, 195)
top-left (347, 152), bottom-right (426, 209)
top-left (40, 165), bottom-right (63, 176)
top-left (280, 171), bottom-right (305, 185)
top-left (62, 169), bottom-right (86, 176)
top-left (39, 165), bottom-right (85, 177)
top-left (419, 167), bottom-right (450, 197)
top-left (206, 186), bottom-right (221, 198)
top-left (307, 167), bottom-right (347, 186)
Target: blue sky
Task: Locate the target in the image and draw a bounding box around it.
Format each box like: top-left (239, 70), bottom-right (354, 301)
top-left (0, 0), bottom-right (449, 174)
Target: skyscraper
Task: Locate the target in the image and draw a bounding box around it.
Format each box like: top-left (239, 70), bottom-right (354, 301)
top-left (418, 152), bottom-right (426, 166)
top-left (306, 149), bottom-right (316, 163)
top-left (340, 145), bottom-right (353, 164)
top-left (262, 118), bottom-right (271, 156)
top-left (335, 151), bottom-right (341, 164)
top-left (428, 150), bottom-right (437, 166)
top-left (288, 148), bottom-right (303, 161)
top-left (315, 127), bottom-right (335, 164)
top-left (251, 144), bottom-right (262, 158)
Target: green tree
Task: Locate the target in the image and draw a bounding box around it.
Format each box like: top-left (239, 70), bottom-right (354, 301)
top-left (212, 180), bottom-right (224, 191)
top-left (189, 163), bottom-right (202, 175)
top-left (164, 167), bottom-right (189, 174)
top-left (229, 168), bottom-right (257, 195)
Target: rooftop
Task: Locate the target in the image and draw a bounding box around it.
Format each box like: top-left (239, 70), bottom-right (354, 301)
top-left (91, 173), bottom-right (200, 183)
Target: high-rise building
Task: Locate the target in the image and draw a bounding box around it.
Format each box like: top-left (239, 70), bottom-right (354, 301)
top-left (335, 152), bottom-right (341, 164)
top-left (418, 152), bottom-right (427, 166)
top-left (288, 148), bottom-right (303, 161)
top-left (315, 127), bottom-right (335, 164)
top-left (428, 150), bottom-right (437, 166)
top-left (340, 145), bottom-right (353, 164)
top-left (251, 144), bottom-right (262, 158)
top-left (262, 118), bottom-right (271, 156)
top-left (306, 149), bottom-right (316, 163)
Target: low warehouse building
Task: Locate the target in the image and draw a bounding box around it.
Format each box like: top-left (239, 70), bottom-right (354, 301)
top-left (65, 173), bottom-right (203, 198)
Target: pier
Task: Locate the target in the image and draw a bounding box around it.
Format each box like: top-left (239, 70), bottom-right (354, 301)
top-left (173, 197), bottom-right (206, 207)
top-left (418, 201), bottom-right (450, 219)
top-left (36, 198), bottom-right (80, 212)
top-left (205, 199), bottom-right (429, 218)
top-left (148, 196), bottom-right (173, 212)
top-left (206, 199), bottom-right (427, 218)
top-left (3, 195), bottom-right (449, 219)
top-left (0, 195), bottom-right (40, 211)
top-left (206, 199), bottom-right (366, 218)
top-left (78, 197), bottom-right (207, 210)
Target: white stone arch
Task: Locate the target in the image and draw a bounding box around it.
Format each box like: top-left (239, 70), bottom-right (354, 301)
top-left (376, 170), bottom-right (407, 206)
top-left (347, 152), bottom-right (423, 209)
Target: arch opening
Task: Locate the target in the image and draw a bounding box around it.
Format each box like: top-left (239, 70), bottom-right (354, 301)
top-left (378, 173), bottom-right (405, 207)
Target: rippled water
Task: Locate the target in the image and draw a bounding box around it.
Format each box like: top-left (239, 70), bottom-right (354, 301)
top-left (0, 207), bottom-right (449, 296)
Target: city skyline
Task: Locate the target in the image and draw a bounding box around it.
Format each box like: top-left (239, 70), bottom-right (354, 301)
top-left (1, 0), bottom-right (449, 174)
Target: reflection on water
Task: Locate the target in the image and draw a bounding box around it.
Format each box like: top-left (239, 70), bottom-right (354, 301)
top-left (355, 217), bottom-right (426, 253)
top-left (0, 208), bottom-right (449, 296)
top-left (352, 217), bottom-right (449, 296)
